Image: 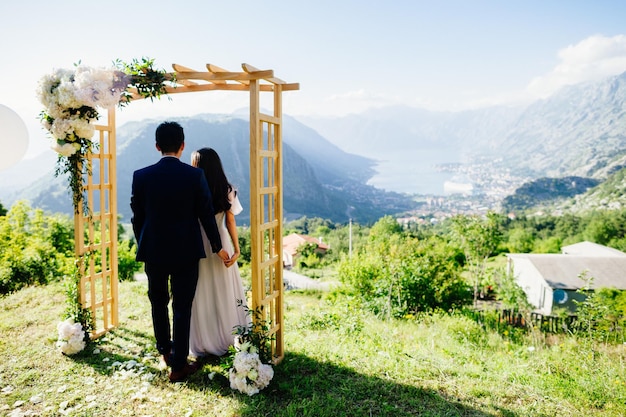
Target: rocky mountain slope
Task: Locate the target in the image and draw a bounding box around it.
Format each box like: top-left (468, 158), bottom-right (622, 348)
top-left (301, 71), bottom-right (626, 182)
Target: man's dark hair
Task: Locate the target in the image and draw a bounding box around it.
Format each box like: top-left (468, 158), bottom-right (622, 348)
top-left (155, 121), bottom-right (184, 153)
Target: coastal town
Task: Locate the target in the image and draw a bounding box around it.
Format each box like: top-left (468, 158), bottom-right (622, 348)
top-left (400, 159), bottom-right (530, 224)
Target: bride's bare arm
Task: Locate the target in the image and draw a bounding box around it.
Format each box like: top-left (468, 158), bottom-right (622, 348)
top-left (224, 210), bottom-right (240, 267)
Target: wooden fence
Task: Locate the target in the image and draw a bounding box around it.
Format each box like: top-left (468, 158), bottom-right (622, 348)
top-left (467, 309), bottom-right (579, 334)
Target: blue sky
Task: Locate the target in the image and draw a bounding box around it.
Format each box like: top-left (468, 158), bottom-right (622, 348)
top-left (2, 0), bottom-right (626, 161)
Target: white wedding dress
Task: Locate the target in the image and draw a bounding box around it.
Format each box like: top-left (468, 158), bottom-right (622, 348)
top-left (189, 191), bottom-right (250, 357)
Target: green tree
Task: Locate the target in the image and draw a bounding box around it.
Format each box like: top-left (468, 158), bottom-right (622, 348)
top-left (554, 213), bottom-right (583, 243)
top-left (368, 215), bottom-right (403, 243)
top-left (532, 236), bottom-right (562, 253)
top-left (450, 212), bottom-right (502, 307)
top-left (492, 266), bottom-right (532, 311)
top-left (506, 227), bottom-right (535, 253)
top-left (238, 227), bottom-right (251, 265)
top-left (583, 212), bottom-right (620, 245)
top-left (574, 273), bottom-right (610, 344)
top-left (325, 220), bottom-right (369, 261)
top-left (284, 217), bottom-right (334, 235)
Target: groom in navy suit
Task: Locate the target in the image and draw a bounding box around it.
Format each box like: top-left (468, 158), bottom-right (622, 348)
top-left (131, 121), bottom-right (229, 382)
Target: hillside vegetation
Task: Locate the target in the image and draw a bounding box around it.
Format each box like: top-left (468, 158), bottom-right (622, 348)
top-left (565, 166), bottom-right (626, 213)
top-left (502, 176), bottom-right (601, 213)
top-left (2, 281), bottom-right (626, 416)
top-left (3, 198), bottom-right (626, 415)
top-left (501, 167), bottom-right (626, 215)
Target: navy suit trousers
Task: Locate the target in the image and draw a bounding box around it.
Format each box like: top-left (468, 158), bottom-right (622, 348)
top-left (145, 260), bottom-right (200, 371)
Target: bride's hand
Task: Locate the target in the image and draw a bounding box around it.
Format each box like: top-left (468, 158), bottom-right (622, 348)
top-left (216, 249), bottom-right (229, 262)
top-left (224, 250), bottom-right (240, 268)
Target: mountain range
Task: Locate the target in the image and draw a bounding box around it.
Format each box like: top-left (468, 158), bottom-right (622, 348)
top-left (4, 114), bottom-right (416, 224)
top-left (3, 71), bottom-right (626, 221)
top-left (300, 71), bottom-right (626, 182)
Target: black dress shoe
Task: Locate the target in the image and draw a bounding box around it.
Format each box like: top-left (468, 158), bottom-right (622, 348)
top-left (168, 362), bottom-right (201, 382)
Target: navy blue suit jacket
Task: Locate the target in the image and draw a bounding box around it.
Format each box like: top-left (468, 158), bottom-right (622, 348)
top-left (130, 156), bottom-right (223, 264)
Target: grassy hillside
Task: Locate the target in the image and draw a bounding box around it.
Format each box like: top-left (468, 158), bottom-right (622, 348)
top-left (1, 281), bottom-right (626, 416)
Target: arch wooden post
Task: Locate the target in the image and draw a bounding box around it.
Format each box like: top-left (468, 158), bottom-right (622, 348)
top-left (249, 78), bottom-right (285, 363)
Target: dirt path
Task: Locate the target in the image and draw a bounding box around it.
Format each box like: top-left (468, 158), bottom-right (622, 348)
top-left (134, 269), bottom-right (334, 291)
top-left (282, 269), bottom-right (332, 291)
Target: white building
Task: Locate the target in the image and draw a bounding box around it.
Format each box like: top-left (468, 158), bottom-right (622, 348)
top-left (507, 241), bottom-right (626, 315)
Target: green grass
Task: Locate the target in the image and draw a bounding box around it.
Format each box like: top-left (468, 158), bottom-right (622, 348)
top-left (1, 281), bottom-right (626, 416)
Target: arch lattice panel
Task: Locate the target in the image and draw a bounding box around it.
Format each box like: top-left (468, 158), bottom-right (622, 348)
top-left (76, 110), bottom-right (119, 338)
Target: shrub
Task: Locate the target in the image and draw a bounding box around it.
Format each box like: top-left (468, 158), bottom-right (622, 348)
top-left (0, 201), bottom-right (74, 294)
top-left (338, 229), bottom-right (472, 318)
top-left (0, 201), bottom-right (141, 293)
top-left (573, 273), bottom-right (626, 343)
top-left (238, 227), bottom-right (251, 265)
top-left (117, 238), bottom-right (141, 281)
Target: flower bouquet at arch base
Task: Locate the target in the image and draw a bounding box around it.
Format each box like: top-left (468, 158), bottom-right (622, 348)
top-left (221, 305), bottom-right (275, 396)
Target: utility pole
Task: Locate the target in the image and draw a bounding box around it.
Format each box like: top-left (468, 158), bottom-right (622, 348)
top-left (349, 218), bottom-right (352, 258)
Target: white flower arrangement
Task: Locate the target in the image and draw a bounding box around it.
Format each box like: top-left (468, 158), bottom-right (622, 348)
top-left (37, 66), bottom-right (129, 157)
top-left (37, 65), bottom-right (129, 213)
top-left (56, 319), bottom-right (86, 355)
top-left (37, 58), bottom-right (170, 214)
top-left (228, 336), bottom-right (274, 396)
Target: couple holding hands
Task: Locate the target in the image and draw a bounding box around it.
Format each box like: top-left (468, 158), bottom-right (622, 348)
top-left (130, 121), bottom-right (249, 382)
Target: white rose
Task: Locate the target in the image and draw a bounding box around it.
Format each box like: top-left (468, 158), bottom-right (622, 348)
top-left (51, 142), bottom-right (78, 157)
top-left (70, 118), bottom-right (95, 139)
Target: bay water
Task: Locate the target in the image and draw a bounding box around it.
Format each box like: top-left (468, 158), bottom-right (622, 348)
top-left (365, 148), bottom-right (462, 196)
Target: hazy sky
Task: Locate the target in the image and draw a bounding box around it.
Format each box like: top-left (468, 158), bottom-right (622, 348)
top-left (2, 0), bottom-right (626, 159)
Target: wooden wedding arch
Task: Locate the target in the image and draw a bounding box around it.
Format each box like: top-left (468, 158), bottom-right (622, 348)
top-left (78, 63), bottom-right (299, 363)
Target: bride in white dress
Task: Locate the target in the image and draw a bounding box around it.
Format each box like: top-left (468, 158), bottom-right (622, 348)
top-left (189, 148), bottom-right (250, 357)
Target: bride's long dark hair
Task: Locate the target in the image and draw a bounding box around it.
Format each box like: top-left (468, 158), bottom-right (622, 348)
top-left (191, 147), bottom-right (232, 213)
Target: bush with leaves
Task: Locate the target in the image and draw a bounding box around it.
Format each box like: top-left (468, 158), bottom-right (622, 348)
top-left (591, 288), bottom-right (626, 342)
top-left (492, 265), bottom-right (532, 311)
top-left (238, 227), bottom-right (251, 265)
top-left (117, 238), bottom-right (141, 281)
top-left (573, 272), bottom-right (626, 343)
top-left (0, 201), bottom-right (74, 294)
top-left (0, 201), bottom-right (142, 293)
top-left (339, 216), bottom-right (471, 318)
